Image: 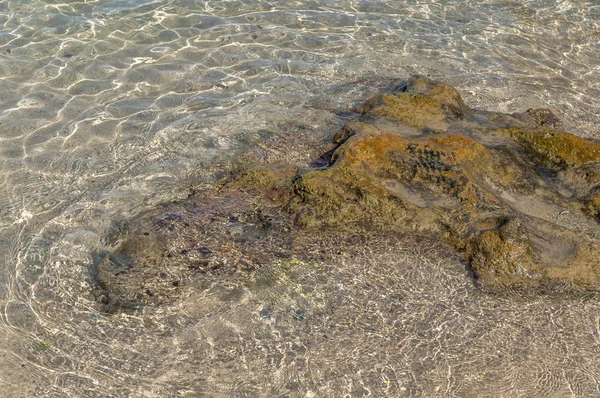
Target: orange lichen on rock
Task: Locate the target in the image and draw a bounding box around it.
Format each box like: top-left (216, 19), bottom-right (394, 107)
top-left (500, 127), bottom-right (600, 168)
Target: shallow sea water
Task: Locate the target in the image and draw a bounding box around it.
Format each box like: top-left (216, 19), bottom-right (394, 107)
top-left (1, 0), bottom-right (600, 396)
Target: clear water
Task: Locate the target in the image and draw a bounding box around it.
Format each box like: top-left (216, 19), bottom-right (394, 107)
top-left (1, 0), bottom-right (600, 396)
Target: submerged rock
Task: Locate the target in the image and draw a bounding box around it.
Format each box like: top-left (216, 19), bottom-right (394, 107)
top-left (95, 76), bottom-right (600, 311)
top-left (94, 191), bottom-right (297, 311)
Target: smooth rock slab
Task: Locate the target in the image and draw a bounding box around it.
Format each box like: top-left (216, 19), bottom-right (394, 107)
top-left (95, 76), bottom-right (600, 311)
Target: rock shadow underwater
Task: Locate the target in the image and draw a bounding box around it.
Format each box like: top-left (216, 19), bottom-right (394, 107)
top-left (94, 76), bottom-right (600, 312)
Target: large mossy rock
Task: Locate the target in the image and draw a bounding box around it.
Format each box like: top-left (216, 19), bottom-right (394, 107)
top-left (285, 76), bottom-right (600, 290)
top-left (95, 76), bottom-right (600, 311)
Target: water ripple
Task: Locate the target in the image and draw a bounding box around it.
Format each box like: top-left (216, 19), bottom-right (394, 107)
top-left (1, 0), bottom-right (600, 396)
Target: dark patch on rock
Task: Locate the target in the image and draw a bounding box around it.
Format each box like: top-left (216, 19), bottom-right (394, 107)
top-left (95, 76), bottom-right (600, 312)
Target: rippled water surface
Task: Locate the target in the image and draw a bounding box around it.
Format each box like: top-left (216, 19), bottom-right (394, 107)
top-left (2, 0), bottom-right (600, 396)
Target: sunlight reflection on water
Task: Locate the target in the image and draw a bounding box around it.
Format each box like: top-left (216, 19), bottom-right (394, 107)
top-left (1, 0), bottom-right (600, 396)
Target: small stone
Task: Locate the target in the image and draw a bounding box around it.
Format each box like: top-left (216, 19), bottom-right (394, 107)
top-left (292, 309), bottom-right (305, 321)
top-left (259, 304), bottom-right (274, 320)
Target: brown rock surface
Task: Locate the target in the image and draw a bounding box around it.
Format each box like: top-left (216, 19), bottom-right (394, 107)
top-left (95, 190), bottom-right (297, 311)
top-left (95, 76), bottom-right (600, 311)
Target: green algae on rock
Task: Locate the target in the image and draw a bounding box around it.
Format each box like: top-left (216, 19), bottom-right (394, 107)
top-left (95, 76), bottom-right (600, 311)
